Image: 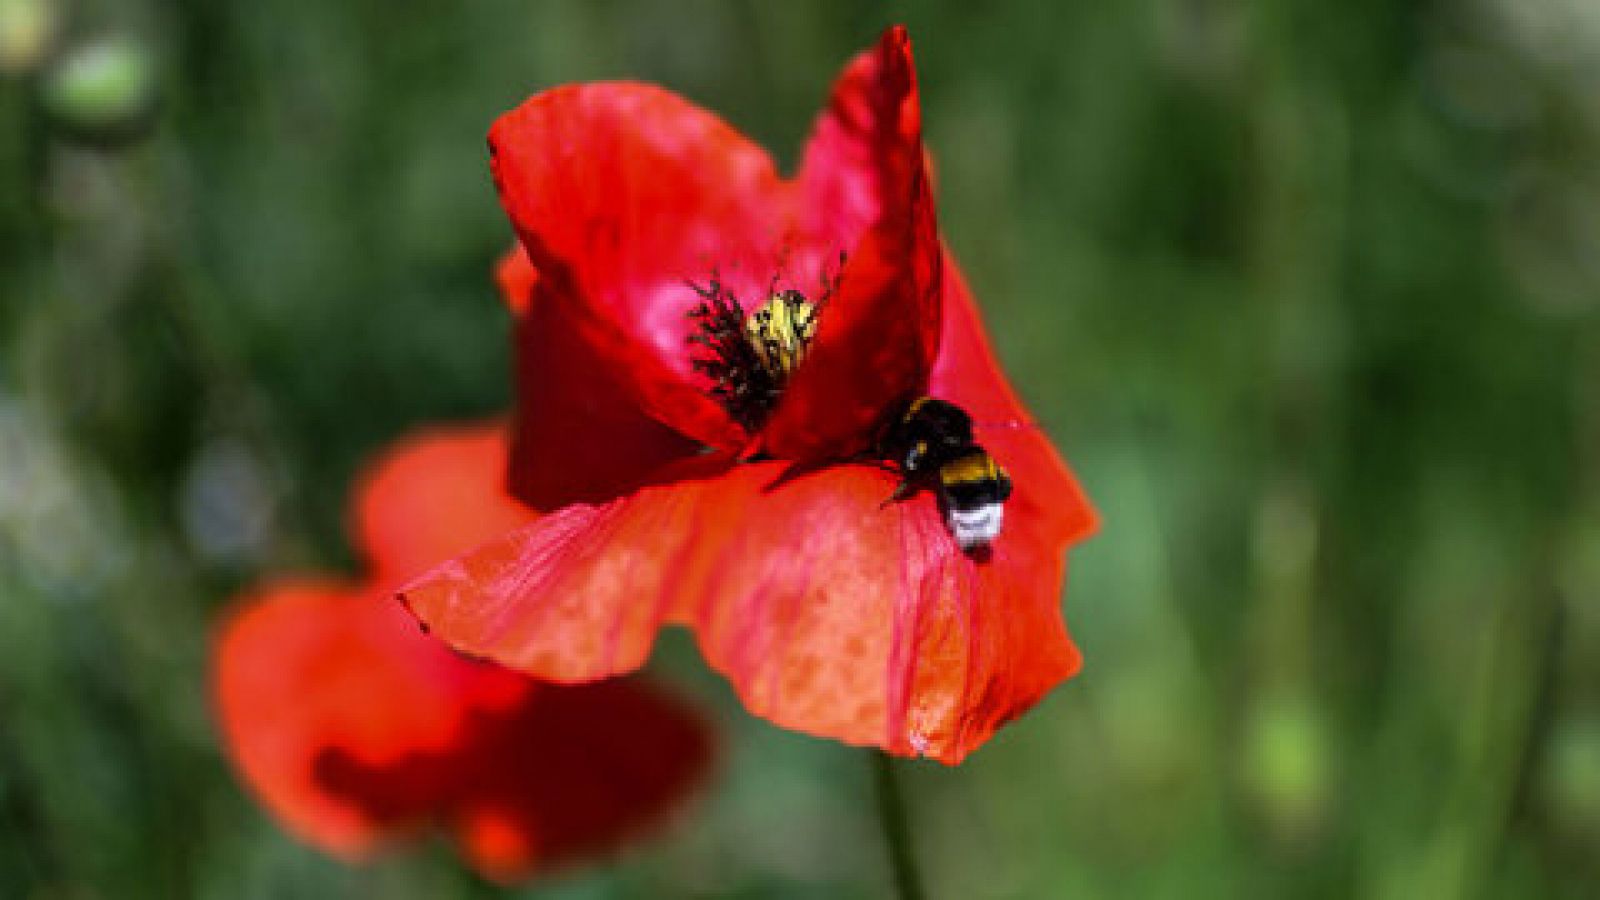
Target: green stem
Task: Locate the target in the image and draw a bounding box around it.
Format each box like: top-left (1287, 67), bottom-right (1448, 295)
top-left (871, 750), bottom-right (926, 900)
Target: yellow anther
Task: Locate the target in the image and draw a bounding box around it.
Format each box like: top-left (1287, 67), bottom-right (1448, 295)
top-left (744, 290), bottom-right (817, 378)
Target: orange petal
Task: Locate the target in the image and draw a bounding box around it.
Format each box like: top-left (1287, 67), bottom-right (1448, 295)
top-left (403, 460), bottom-right (1079, 763)
top-left (399, 455), bottom-right (736, 684)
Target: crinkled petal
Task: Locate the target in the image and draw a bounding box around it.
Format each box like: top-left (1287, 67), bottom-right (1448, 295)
top-left (212, 580), bottom-right (712, 878)
top-left (673, 464), bottom-right (1078, 764)
top-left (763, 26), bottom-right (942, 460)
top-left (402, 459), bottom-right (1078, 764)
top-left (490, 82), bottom-right (785, 450)
top-left (400, 454), bottom-right (734, 684)
top-left (354, 422), bottom-right (536, 580)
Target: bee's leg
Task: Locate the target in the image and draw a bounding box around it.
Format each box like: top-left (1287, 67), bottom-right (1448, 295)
top-left (880, 477), bottom-right (917, 509)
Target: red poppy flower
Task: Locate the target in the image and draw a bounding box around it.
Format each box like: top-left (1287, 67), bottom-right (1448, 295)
top-left (212, 424), bottom-right (711, 880)
top-left (403, 26), bottom-right (1096, 764)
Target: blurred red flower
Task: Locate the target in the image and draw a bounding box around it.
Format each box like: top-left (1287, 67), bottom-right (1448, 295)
top-left (212, 424), bottom-right (711, 880)
top-left (403, 26), bottom-right (1096, 764)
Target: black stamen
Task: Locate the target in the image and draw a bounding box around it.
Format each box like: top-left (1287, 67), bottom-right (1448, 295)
top-left (686, 260), bottom-right (841, 433)
top-left (687, 276), bottom-right (785, 431)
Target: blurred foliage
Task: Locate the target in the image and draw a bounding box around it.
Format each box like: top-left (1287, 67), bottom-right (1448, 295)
top-left (3, 0), bottom-right (1600, 897)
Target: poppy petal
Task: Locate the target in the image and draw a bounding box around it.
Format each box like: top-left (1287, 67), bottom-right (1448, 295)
top-left (213, 579), bottom-right (712, 877)
top-left (213, 580), bottom-right (515, 859)
top-left (353, 423), bottom-right (536, 580)
top-left (795, 25), bottom-right (922, 263)
top-left (673, 464), bottom-right (1078, 764)
top-left (932, 257), bottom-right (1097, 546)
top-left (399, 455), bottom-right (737, 685)
top-left (497, 244), bottom-right (712, 511)
top-left (508, 273), bottom-right (710, 511)
top-left (451, 678), bottom-right (713, 880)
top-left (763, 26), bottom-right (943, 460)
top-left (490, 82), bottom-right (785, 451)
top-left (402, 459), bottom-right (1079, 764)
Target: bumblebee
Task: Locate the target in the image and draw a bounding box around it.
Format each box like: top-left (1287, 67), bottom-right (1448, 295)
top-left (879, 396), bottom-right (1013, 551)
top-left (688, 278), bottom-right (1013, 550)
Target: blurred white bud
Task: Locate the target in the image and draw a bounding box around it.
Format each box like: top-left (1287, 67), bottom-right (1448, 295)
top-left (41, 34), bottom-right (156, 138)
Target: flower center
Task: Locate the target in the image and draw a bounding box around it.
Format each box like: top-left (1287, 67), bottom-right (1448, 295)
top-left (688, 278), bottom-right (820, 431)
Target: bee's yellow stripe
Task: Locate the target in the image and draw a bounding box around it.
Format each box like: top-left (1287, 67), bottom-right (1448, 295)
top-left (940, 451), bottom-right (1002, 487)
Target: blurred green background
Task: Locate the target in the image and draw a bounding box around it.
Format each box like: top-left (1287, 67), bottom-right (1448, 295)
top-left (4, 0), bottom-right (1600, 897)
